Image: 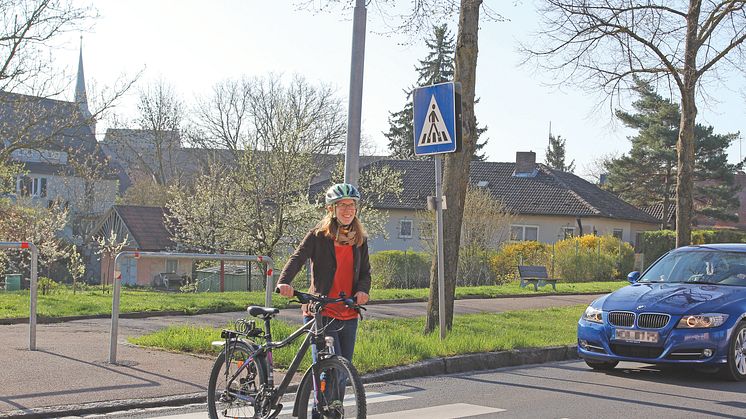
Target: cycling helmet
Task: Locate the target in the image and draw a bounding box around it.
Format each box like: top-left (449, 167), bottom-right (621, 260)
top-left (325, 183), bottom-right (361, 205)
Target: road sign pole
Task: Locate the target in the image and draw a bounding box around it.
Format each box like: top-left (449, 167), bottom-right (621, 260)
top-left (434, 155), bottom-right (446, 340)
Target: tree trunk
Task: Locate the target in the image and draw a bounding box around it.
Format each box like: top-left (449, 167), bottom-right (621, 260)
top-left (425, 0), bottom-right (481, 334)
top-left (675, 0), bottom-right (700, 248)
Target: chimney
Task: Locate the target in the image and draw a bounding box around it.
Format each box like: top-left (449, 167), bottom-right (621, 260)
top-left (514, 151), bottom-right (537, 177)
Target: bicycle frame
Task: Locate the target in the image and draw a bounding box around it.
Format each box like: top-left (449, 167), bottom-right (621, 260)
top-left (222, 311), bottom-right (330, 413)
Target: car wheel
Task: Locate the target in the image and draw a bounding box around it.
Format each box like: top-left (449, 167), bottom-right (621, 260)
top-left (720, 322), bottom-right (746, 381)
top-left (584, 359), bottom-right (619, 371)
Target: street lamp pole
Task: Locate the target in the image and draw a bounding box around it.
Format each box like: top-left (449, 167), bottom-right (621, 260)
top-left (344, 0), bottom-right (367, 186)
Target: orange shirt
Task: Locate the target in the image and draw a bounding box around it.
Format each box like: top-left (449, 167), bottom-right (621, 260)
top-left (322, 244), bottom-right (358, 320)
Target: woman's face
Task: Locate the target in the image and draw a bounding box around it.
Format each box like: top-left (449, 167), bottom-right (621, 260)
top-left (333, 198), bottom-right (357, 226)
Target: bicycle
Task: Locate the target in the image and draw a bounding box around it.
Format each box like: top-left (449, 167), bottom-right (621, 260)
top-left (207, 290), bottom-right (367, 418)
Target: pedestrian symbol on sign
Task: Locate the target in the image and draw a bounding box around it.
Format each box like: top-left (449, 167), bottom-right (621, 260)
top-left (417, 95), bottom-right (453, 147)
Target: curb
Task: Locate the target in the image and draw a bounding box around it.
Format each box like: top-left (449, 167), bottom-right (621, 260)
top-left (0, 292), bottom-right (607, 325)
top-left (0, 345), bottom-right (580, 418)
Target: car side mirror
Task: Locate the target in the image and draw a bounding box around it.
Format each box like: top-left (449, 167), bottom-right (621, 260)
top-left (627, 271), bottom-right (640, 283)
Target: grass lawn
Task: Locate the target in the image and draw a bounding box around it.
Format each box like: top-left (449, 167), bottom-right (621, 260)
top-left (129, 305), bottom-right (586, 374)
top-left (0, 281), bottom-right (626, 320)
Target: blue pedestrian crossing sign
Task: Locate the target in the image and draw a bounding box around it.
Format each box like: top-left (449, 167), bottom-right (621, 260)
top-left (413, 82), bottom-right (462, 156)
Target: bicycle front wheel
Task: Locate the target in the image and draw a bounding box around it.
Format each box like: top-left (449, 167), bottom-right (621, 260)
top-left (207, 340), bottom-right (267, 419)
top-left (296, 356), bottom-right (366, 419)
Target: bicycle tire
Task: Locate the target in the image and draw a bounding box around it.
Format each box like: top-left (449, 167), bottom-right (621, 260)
top-left (207, 340), bottom-right (268, 419)
top-left (296, 356), bottom-right (366, 419)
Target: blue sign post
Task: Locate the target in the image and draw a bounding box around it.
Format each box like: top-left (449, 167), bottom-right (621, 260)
top-left (412, 82), bottom-right (462, 340)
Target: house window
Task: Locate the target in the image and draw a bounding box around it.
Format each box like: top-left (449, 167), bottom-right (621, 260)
top-left (562, 227), bottom-right (575, 239)
top-left (399, 220), bottom-right (413, 238)
top-left (165, 259), bottom-right (178, 273)
top-left (511, 225), bottom-right (539, 241)
top-left (17, 176), bottom-right (47, 197)
top-left (613, 229), bottom-right (624, 240)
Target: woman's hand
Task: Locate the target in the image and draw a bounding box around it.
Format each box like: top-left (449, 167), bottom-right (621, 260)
top-left (277, 283), bottom-right (294, 297)
top-left (354, 291), bottom-right (369, 305)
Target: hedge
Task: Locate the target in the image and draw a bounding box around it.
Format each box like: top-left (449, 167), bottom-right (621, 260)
top-left (369, 250), bottom-right (430, 289)
top-left (639, 229), bottom-right (746, 270)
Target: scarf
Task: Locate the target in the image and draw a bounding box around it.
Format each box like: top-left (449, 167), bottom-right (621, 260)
top-left (335, 224), bottom-right (357, 246)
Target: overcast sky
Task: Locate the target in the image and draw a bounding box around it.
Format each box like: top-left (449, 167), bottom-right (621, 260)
top-left (51, 0), bottom-right (746, 177)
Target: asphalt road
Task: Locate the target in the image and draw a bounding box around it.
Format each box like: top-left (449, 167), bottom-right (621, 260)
top-left (83, 359), bottom-right (746, 418)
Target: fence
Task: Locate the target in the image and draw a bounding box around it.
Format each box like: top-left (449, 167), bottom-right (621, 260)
top-left (109, 251), bottom-right (274, 364)
top-left (0, 242), bottom-right (39, 350)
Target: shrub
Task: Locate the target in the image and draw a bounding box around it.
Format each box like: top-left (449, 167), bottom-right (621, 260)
top-left (458, 246), bottom-right (498, 286)
top-left (37, 277), bottom-right (60, 295)
top-left (370, 250), bottom-right (430, 289)
top-left (489, 241), bottom-right (550, 284)
top-left (553, 235), bottom-right (634, 281)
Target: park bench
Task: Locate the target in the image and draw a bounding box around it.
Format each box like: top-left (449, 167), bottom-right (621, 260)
top-left (518, 265), bottom-right (558, 291)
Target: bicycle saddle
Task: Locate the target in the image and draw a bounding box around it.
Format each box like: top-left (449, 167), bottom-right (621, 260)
top-left (248, 306), bottom-right (280, 318)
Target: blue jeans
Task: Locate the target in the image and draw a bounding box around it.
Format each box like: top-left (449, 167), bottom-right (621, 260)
top-left (304, 315), bottom-right (359, 362)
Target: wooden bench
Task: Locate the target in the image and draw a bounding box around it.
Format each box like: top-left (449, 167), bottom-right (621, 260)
top-left (518, 265), bottom-right (558, 291)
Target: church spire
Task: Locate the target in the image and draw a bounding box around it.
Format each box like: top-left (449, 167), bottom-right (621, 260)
top-left (75, 36), bottom-right (89, 112)
top-left (75, 36), bottom-right (94, 134)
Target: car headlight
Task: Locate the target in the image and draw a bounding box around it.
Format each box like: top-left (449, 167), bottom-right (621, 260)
top-left (582, 306), bottom-right (603, 323)
top-left (676, 313), bottom-right (729, 328)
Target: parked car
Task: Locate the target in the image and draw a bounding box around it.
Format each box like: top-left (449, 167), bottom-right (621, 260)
top-left (577, 244), bottom-right (746, 380)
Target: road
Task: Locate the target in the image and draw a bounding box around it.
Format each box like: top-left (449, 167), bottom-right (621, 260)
top-left (80, 360), bottom-right (746, 419)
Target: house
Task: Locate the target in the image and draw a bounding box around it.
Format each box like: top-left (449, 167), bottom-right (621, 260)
top-left (0, 44), bottom-right (119, 243)
top-left (92, 205), bottom-right (192, 286)
top-left (311, 151), bottom-right (661, 253)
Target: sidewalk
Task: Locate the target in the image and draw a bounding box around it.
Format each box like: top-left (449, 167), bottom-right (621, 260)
top-left (0, 294), bottom-right (600, 418)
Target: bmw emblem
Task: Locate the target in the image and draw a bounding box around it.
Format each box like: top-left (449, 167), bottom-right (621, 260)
top-left (637, 305), bottom-right (645, 310)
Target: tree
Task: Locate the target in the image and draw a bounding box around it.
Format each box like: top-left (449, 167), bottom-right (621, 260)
top-left (605, 78), bottom-right (741, 228)
top-left (523, 1), bottom-right (746, 247)
top-left (545, 134), bottom-right (575, 172)
top-left (385, 23), bottom-right (489, 161)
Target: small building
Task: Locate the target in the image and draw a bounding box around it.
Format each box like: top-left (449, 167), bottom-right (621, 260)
top-left (92, 205), bottom-right (192, 286)
top-left (193, 264), bottom-right (266, 292)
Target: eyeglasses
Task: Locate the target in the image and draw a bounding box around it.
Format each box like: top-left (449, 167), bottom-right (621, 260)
top-left (336, 203), bottom-right (357, 211)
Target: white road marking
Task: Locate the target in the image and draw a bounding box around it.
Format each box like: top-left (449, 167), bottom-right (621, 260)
top-left (279, 391), bottom-right (411, 415)
top-left (368, 403), bottom-right (506, 418)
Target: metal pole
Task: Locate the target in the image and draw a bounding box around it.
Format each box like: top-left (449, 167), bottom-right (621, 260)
top-left (109, 252), bottom-right (123, 363)
top-left (435, 155), bottom-right (446, 339)
top-left (343, 0), bottom-right (367, 186)
top-left (0, 242), bottom-right (38, 350)
top-left (29, 244), bottom-right (38, 351)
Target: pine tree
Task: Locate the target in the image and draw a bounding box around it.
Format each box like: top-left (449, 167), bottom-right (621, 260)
top-left (605, 78), bottom-right (741, 228)
top-left (545, 133), bottom-right (575, 172)
top-left (385, 24), bottom-right (487, 160)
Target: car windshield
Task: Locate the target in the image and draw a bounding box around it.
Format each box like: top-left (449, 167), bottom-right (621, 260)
top-left (640, 250), bottom-right (746, 285)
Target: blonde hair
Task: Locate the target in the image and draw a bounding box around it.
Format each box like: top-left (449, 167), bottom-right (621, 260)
top-left (315, 206), bottom-right (367, 247)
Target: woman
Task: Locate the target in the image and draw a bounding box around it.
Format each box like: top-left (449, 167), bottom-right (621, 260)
top-left (276, 183), bottom-right (371, 361)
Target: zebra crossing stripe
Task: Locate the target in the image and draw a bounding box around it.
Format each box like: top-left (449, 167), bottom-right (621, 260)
top-left (368, 403), bottom-right (506, 418)
top-left (278, 391), bottom-right (410, 416)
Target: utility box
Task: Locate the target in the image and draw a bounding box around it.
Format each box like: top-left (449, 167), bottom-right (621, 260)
top-left (4, 274), bottom-right (22, 291)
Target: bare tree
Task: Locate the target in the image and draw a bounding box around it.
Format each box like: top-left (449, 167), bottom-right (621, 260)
top-left (522, 0), bottom-right (746, 247)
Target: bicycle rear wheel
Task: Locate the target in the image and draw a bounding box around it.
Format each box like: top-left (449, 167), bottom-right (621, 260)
top-left (296, 356), bottom-right (366, 419)
top-left (207, 341), bottom-right (267, 419)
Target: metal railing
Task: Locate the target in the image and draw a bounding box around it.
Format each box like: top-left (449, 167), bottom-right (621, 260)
top-left (109, 251), bottom-right (274, 364)
top-left (0, 242), bottom-right (39, 350)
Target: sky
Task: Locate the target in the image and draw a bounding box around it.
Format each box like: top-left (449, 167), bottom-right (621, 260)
top-left (51, 0), bottom-right (746, 178)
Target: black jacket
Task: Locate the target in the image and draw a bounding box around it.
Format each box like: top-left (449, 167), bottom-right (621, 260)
top-left (278, 230), bottom-right (371, 296)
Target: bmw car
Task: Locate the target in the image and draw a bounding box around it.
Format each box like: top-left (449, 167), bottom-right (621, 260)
top-left (577, 244), bottom-right (746, 380)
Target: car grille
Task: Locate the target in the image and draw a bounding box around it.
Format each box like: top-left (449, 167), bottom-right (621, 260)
top-left (608, 311), bottom-right (670, 329)
top-left (608, 311), bottom-right (634, 327)
top-left (610, 344), bottom-right (663, 359)
top-left (638, 313), bottom-right (670, 329)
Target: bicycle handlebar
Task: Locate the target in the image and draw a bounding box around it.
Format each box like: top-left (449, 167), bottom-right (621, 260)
top-left (275, 288), bottom-right (364, 311)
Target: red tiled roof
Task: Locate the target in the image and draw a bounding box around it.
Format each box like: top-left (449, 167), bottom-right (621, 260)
top-left (114, 205), bottom-right (174, 251)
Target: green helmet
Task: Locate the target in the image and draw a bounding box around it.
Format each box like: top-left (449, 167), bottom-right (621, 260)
top-left (325, 183), bottom-right (361, 205)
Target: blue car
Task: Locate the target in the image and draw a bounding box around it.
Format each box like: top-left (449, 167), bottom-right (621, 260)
top-left (577, 244), bottom-right (746, 380)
